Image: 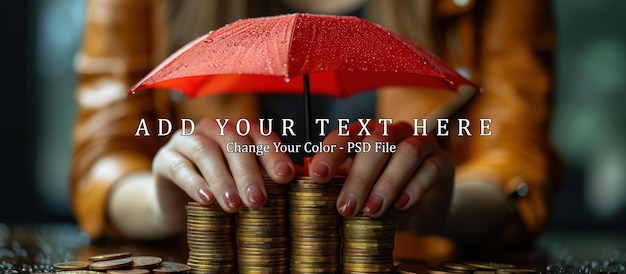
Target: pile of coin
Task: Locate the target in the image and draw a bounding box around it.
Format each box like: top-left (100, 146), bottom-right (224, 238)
top-left (53, 252), bottom-right (189, 274)
top-left (236, 177), bottom-right (290, 273)
top-left (342, 210), bottom-right (395, 273)
top-left (186, 202), bottom-right (237, 273)
top-left (289, 177), bottom-right (343, 273)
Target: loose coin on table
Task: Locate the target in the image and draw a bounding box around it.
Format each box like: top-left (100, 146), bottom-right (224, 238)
top-left (130, 256), bottom-right (163, 269)
top-left (58, 271), bottom-right (103, 274)
top-left (152, 262), bottom-right (192, 273)
top-left (89, 252), bottom-right (132, 262)
top-left (53, 261), bottom-right (91, 271)
top-left (107, 269), bottom-right (150, 274)
top-left (89, 257), bottom-right (134, 271)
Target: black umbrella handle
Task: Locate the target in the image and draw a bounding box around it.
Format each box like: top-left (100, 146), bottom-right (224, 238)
top-left (303, 74), bottom-right (312, 144)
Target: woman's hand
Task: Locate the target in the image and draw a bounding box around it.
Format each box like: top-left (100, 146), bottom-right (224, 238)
top-left (152, 118), bottom-right (296, 214)
top-left (308, 121), bottom-right (454, 229)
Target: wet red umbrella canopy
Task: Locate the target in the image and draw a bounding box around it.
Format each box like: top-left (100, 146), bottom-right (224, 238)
top-left (130, 13), bottom-right (478, 97)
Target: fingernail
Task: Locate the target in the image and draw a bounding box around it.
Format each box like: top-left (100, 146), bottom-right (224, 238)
top-left (223, 191), bottom-right (243, 209)
top-left (337, 194), bottom-right (357, 216)
top-left (394, 192), bottom-right (410, 209)
top-left (274, 162), bottom-right (292, 177)
top-left (312, 162), bottom-right (329, 177)
top-left (198, 187), bottom-right (215, 205)
top-left (246, 185), bottom-right (266, 205)
top-left (363, 194), bottom-right (384, 215)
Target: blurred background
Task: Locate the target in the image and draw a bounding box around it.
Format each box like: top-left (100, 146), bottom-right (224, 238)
top-left (5, 0), bottom-right (626, 230)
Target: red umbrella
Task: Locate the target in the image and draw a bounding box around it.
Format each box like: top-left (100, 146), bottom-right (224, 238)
top-left (130, 13), bottom-right (479, 173)
top-left (131, 13), bottom-right (477, 96)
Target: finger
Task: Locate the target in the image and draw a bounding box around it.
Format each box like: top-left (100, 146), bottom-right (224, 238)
top-left (170, 131), bottom-right (243, 213)
top-left (309, 123), bottom-right (363, 182)
top-left (198, 120), bottom-right (267, 209)
top-left (337, 157), bottom-right (353, 176)
top-left (336, 123), bottom-right (412, 217)
top-left (152, 144), bottom-right (216, 207)
top-left (395, 151), bottom-right (453, 211)
top-left (362, 136), bottom-right (436, 217)
top-left (247, 123), bottom-right (295, 184)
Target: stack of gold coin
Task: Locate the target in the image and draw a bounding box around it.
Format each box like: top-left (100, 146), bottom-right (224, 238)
top-left (289, 177), bottom-right (343, 273)
top-left (186, 202), bottom-right (237, 273)
top-left (341, 209), bottom-right (395, 273)
top-left (236, 177), bottom-right (289, 274)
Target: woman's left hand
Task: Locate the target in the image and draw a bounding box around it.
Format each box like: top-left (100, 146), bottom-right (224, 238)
top-left (308, 121), bottom-right (454, 224)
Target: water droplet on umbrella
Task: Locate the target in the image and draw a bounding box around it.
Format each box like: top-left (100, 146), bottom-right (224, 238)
top-left (284, 74), bottom-right (291, 82)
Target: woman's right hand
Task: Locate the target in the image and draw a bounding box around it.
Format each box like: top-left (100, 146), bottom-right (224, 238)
top-left (152, 118), bottom-right (296, 213)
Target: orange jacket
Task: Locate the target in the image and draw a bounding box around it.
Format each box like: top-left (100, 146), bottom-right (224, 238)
top-left (71, 0), bottom-right (559, 260)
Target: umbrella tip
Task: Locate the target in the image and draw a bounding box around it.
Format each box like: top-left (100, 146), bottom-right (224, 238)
top-left (128, 83), bottom-right (143, 96)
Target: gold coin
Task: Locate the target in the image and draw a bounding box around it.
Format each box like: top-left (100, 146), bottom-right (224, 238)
top-left (464, 261), bottom-right (516, 270)
top-left (343, 262), bottom-right (394, 271)
top-left (88, 252), bottom-right (132, 262)
top-left (427, 267), bottom-right (469, 274)
top-left (89, 257), bottom-right (134, 271)
top-left (188, 248), bottom-right (237, 255)
top-left (58, 271), bottom-right (102, 274)
top-left (152, 262), bottom-right (191, 273)
top-left (238, 266), bottom-right (288, 273)
top-left (130, 256), bottom-right (163, 269)
top-left (107, 269), bottom-right (150, 274)
top-left (53, 261), bottom-right (91, 270)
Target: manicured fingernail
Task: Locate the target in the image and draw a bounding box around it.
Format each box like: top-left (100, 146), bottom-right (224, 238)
top-left (198, 187), bottom-right (215, 205)
top-left (394, 192), bottom-right (410, 209)
top-left (223, 191), bottom-right (243, 209)
top-left (274, 162), bottom-right (292, 177)
top-left (337, 194), bottom-right (357, 216)
top-left (246, 185), bottom-right (266, 204)
top-left (312, 162), bottom-right (329, 177)
top-left (363, 194), bottom-right (384, 215)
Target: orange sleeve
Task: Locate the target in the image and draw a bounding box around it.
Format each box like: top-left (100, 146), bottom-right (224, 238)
top-left (384, 0), bottom-right (561, 258)
top-left (70, 0), bottom-right (164, 239)
top-left (455, 0), bottom-right (561, 243)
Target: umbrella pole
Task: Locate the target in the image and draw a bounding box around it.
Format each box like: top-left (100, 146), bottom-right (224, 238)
top-left (303, 74), bottom-right (313, 175)
top-left (303, 74), bottom-right (312, 143)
